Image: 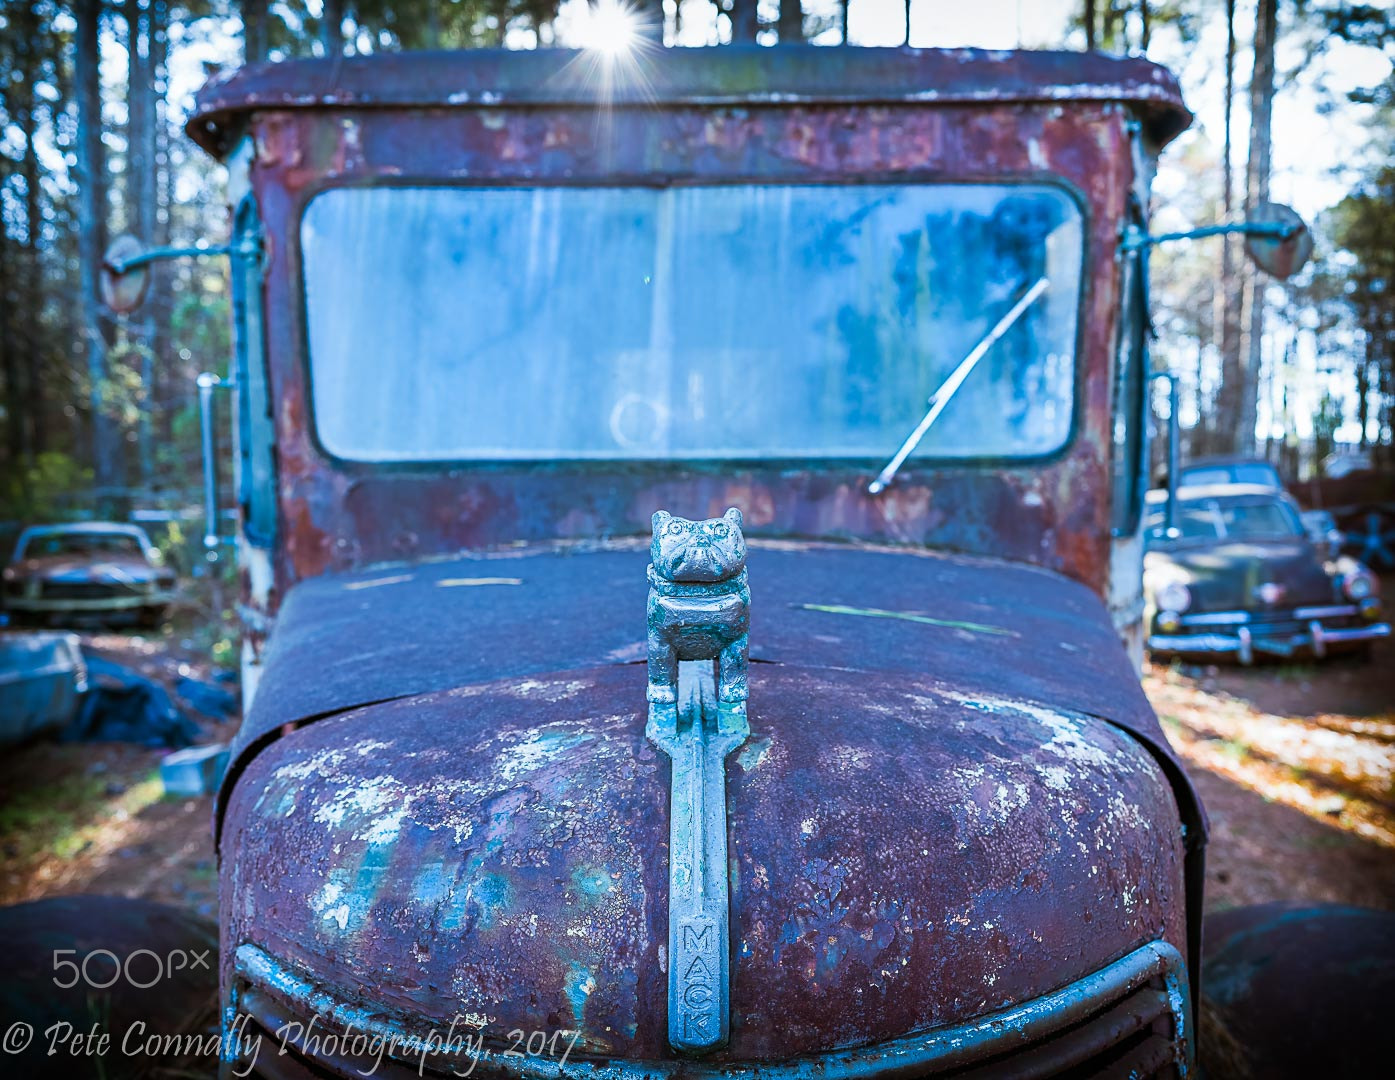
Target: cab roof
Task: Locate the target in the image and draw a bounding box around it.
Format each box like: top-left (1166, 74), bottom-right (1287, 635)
top-left (187, 45), bottom-right (1191, 158)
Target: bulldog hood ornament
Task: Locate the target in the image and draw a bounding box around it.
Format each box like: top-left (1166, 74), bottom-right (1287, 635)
top-left (646, 507), bottom-right (750, 1055)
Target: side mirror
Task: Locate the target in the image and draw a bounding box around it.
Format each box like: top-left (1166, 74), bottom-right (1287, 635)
top-left (100, 234), bottom-right (152, 314)
top-left (1123, 201), bottom-right (1313, 280)
top-left (1243, 202), bottom-right (1313, 280)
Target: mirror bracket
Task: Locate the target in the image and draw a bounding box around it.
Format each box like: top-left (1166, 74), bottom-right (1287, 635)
top-left (1121, 219), bottom-right (1300, 251)
top-left (1120, 202), bottom-right (1312, 279)
top-left (101, 228), bottom-right (263, 314)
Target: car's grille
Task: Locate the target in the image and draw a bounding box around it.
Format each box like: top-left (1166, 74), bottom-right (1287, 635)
top-left (229, 941), bottom-right (1189, 1079)
top-left (40, 581), bottom-right (134, 600)
top-left (1245, 610), bottom-right (1357, 633)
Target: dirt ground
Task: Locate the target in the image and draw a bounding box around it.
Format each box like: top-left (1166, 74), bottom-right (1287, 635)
top-left (0, 631), bottom-right (233, 918)
top-left (2, 615), bottom-right (1393, 920)
top-left (1147, 631), bottom-right (1395, 913)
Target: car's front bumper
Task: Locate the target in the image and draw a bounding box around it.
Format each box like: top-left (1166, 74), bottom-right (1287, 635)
top-left (1148, 604), bottom-right (1389, 664)
top-left (5, 590), bottom-right (174, 615)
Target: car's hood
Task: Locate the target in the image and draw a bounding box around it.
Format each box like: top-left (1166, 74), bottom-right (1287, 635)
top-left (1147, 539), bottom-right (1335, 611)
top-left (14, 553), bottom-right (158, 583)
top-left (223, 662), bottom-right (1187, 1060)
top-left (226, 540), bottom-right (1197, 833)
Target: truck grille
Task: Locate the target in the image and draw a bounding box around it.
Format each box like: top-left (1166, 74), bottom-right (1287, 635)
top-left (230, 941), bottom-right (1189, 1079)
top-left (40, 582), bottom-right (133, 600)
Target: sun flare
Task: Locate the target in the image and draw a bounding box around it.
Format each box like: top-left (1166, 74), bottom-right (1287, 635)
top-left (577, 0), bottom-right (643, 57)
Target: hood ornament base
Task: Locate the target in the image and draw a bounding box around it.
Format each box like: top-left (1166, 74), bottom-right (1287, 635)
top-left (646, 508), bottom-right (750, 1055)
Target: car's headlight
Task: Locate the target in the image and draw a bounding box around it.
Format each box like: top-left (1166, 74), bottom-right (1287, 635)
top-left (1156, 581), bottom-right (1192, 613)
top-left (1343, 571), bottom-right (1375, 601)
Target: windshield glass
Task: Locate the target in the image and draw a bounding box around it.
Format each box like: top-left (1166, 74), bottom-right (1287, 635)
top-left (1179, 462), bottom-right (1282, 488)
top-left (1146, 498), bottom-right (1303, 544)
top-left (21, 533), bottom-right (145, 559)
top-left (302, 184), bottom-right (1082, 463)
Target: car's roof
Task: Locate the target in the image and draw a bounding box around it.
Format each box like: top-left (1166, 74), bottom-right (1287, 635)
top-left (20, 521), bottom-right (146, 535)
top-left (188, 45), bottom-right (1192, 158)
top-left (18, 521), bottom-right (150, 538)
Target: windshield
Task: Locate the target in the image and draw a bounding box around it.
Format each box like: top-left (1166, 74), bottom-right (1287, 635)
top-left (1146, 498), bottom-right (1303, 544)
top-left (302, 184), bottom-right (1082, 463)
top-left (1178, 462), bottom-right (1282, 488)
top-left (20, 533), bottom-right (145, 559)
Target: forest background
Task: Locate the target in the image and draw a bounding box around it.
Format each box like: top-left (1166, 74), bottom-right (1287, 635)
top-left (1, 0), bottom-right (1392, 526)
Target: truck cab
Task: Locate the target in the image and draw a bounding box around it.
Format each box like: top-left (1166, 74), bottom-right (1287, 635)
top-left (185, 46), bottom-right (1204, 1078)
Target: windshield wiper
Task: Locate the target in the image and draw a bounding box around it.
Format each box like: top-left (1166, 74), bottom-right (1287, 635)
top-left (867, 276), bottom-right (1050, 495)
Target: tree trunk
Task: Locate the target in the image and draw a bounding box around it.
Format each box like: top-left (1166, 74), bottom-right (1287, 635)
top-left (903, 0), bottom-right (911, 45)
top-left (149, 0), bottom-right (173, 451)
top-left (243, 0), bottom-right (269, 63)
top-left (127, 0), bottom-right (157, 486)
top-left (0, 183), bottom-right (18, 474)
top-left (16, 0), bottom-right (44, 461)
top-left (1140, 0), bottom-right (1150, 52)
top-left (1211, 0), bottom-right (1242, 453)
top-left (730, 0), bottom-right (758, 43)
top-left (1084, 0), bottom-right (1097, 50)
top-left (322, 0), bottom-right (345, 56)
top-left (634, 0), bottom-right (665, 42)
top-left (1357, 353), bottom-right (1371, 450)
top-left (76, 0), bottom-right (119, 493)
top-left (1239, 0), bottom-right (1278, 455)
top-left (838, 0), bottom-right (849, 45)
top-left (147, 1), bottom-right (166, 457)
top-left (778, 0), bottom-right (804, 43)
top-left (1103, 0), bottom-right (1122, 50)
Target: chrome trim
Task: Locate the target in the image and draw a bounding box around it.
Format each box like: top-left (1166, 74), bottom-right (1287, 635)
top-left (232, 940), bottom-right (1190, 1079)
top-left (1322, 623), bottom-right (1392, 644)
top-left (1177, 604), bottom-right (1364, 627)
top-left (1293, 604), bottom-right (1358, 620)
top-left (1150, 622), bottom-right (1390, 660)
top-left (1177, 611), bottom-right (1249, 627)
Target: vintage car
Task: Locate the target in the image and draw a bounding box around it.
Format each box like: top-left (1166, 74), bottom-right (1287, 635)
top-left (95, 42), bottom-right (1337, 1080)
top-left (1143, 485), bottom-right (1388, 663)
top-left (0, 630), bottom-right (87, 747)
top-left (1177, 454), bottom-right (1395, 571)
top-left (2, 521), bottom-right (176, 628)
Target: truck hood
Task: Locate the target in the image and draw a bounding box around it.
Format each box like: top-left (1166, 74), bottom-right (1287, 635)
top-left (1147, 539), bottom-right (1335, 611)
top-left (224, 661), bottom-right (1187, 1060)
top-left (221, 541), bottom-right (1204, 1057)
top-left (227, 540), bottom-right (1192, 812)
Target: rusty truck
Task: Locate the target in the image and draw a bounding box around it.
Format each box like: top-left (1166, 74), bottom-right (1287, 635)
top-left (99, 43), bottom-right (1326, 1079)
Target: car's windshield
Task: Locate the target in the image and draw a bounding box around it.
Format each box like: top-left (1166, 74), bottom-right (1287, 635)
top-left (1178, 462), bottom-right (1282, 488)
top-left (1146, 498), bottom-right (1303, 544)
top-left (302, 183), bottom-right (1083, 463)
top-left (20, 533), bottom-right (144, 559)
